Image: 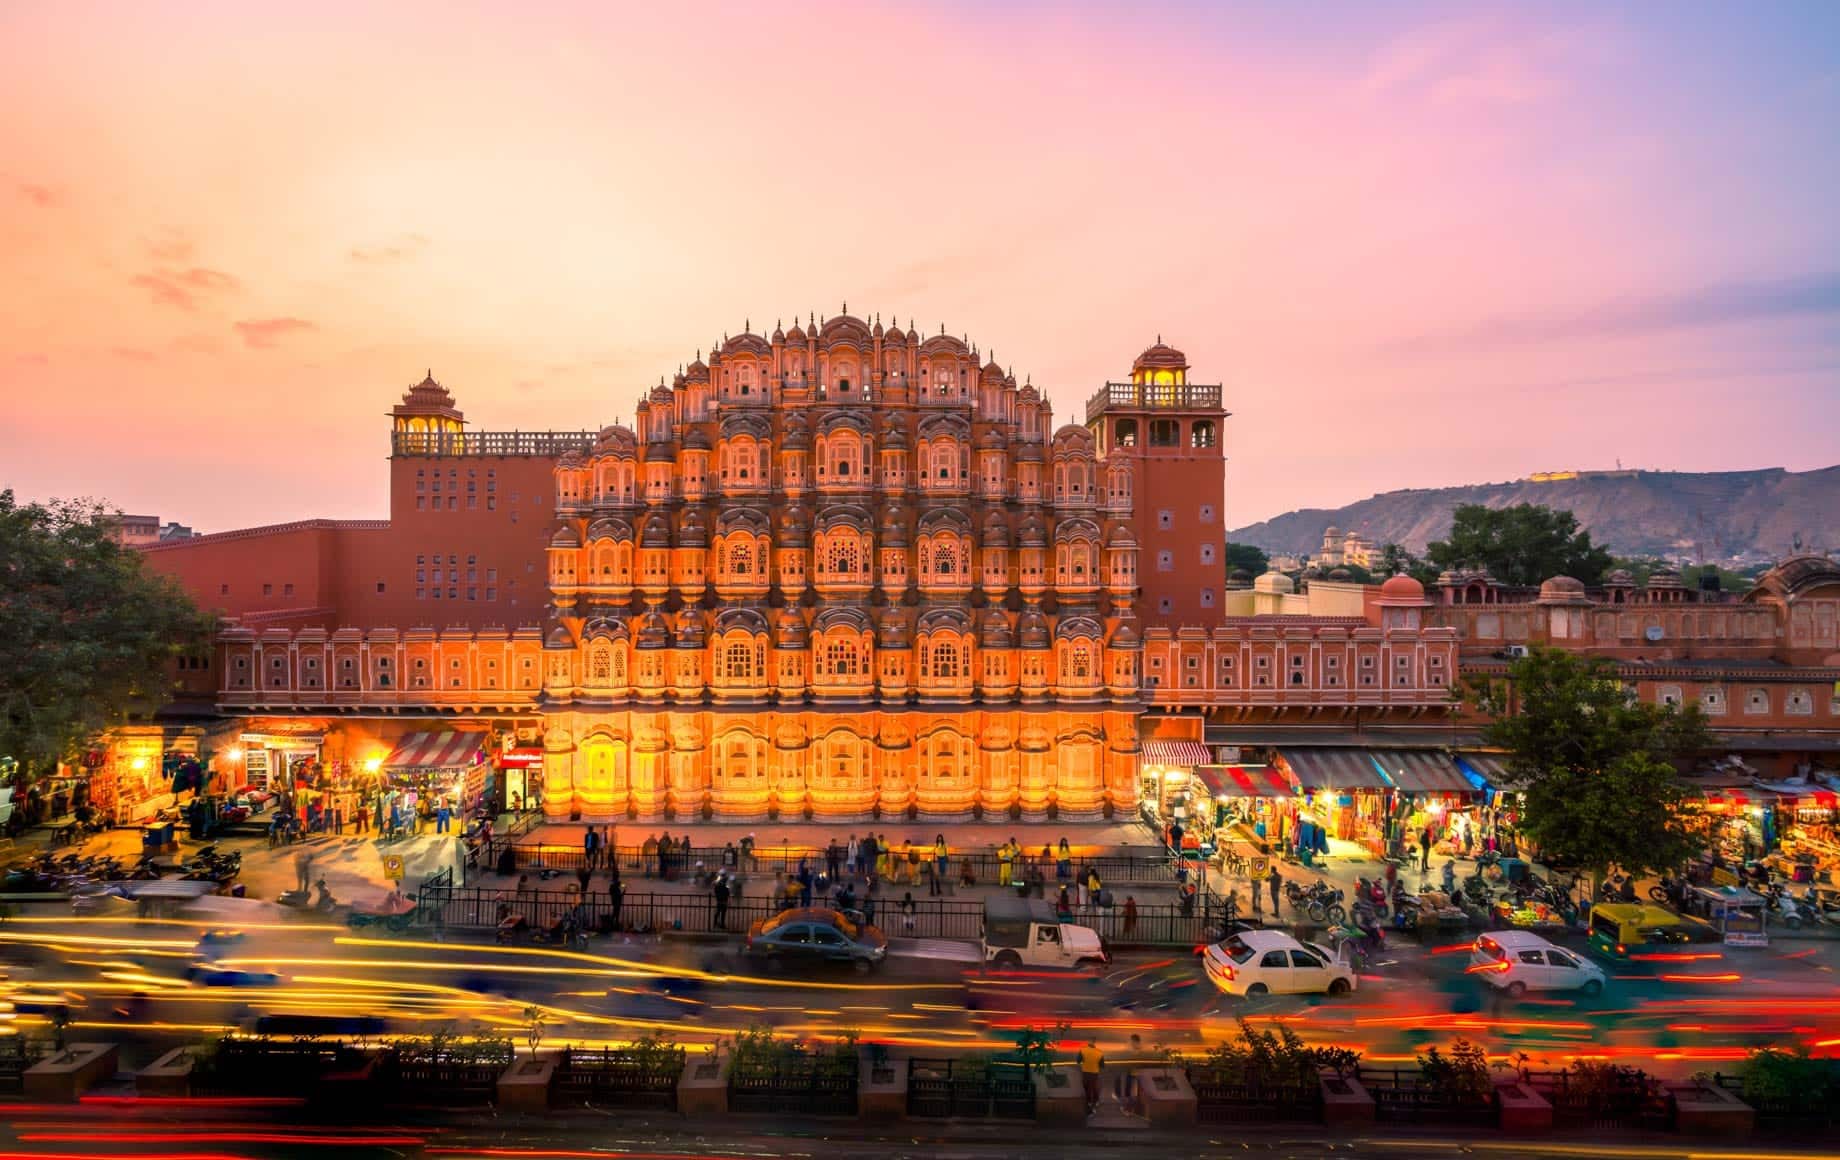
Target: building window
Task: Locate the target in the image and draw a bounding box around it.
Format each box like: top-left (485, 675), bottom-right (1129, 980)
top-left (1657, 684), bottom-right (1682, 707)
top-left (1200, 588), bottom-right (1215, 608)
top-left (486, 588), bottom-right (496, 600)
top-left (1156, 550), bottom-right (1173, 572)
top-left (262, 583), bottom-right (273, 596)
top-left (1744, 688), bottom-right (1770, 715)
top-left (1158, 596), bottom-right (1172, 614)
top-left (1701, 687), bottom-right (1725, 715)
top-left (1200, 543), bottom-right (1215, 565)
top-left (219, 584), bottom-right (229, 595)
top-left (1149, 419), bottom-right (1179, 447)
top-left (1786, 688), bottom-right (1813, 716)
top-left (1199, 504), bottom-right (1215, 523)
top-left (376, 581), bottom-right (386, 593)
top-left (1157, 510), bottom-right (1174, 530)
top-left (1191, 420), bottom-right (1216, 448)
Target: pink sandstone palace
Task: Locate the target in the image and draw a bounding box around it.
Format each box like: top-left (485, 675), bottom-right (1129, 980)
top-left (112, 313), bottom-right (1840, 834)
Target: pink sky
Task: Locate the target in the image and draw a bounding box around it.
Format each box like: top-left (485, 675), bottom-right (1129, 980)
top-left (3, 1), bottom-right (1836, 531)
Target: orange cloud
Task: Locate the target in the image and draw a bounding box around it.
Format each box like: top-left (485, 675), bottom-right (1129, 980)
top-left (130, 267), bottom-right (240, 310)
top-left (234, 317), bottom-right (316, 348)
top-left (17, 183), bottom-right (63, 208)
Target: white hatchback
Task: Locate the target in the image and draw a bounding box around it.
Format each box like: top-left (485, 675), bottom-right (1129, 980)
top-left (1203, 928), bottom-right (1358, 998)
top-left (1470, 931), bottom-right (1606, 998)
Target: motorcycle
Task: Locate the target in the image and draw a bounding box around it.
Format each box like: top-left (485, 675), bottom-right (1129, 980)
top-left (1649, 874), bottom-right (1687, 905)
top-left (1764, 884), bottom-right (1807, 929)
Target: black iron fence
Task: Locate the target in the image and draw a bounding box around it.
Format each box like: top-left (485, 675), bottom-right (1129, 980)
top-left (1357, 1066), bottom-right (1496, 1127)
top-left (471, 837), bottom-right (1179, 888)
top-left (1520, 1066), bottom-right (1670, 1132)
top-left (729, 1059), bottom-right (858, 1116)
top-left (0, 1036), bottom-right (51, 1093)
top-left (204, 1038), bottom-right (371, 1095)
top-left (554, 1046), bottom-right (684, 1110)
top-left (421, 883), bottom-right (1225, 947)
top-left (1712, 1071), bottom-right (1840, 1133)
top-left (1187, 1070), bottom-right (1323, 1124)
top-left (389, 1042), bottom-right (514, 1105)
top-left (906, 1057), bottom-right (1035, 1119)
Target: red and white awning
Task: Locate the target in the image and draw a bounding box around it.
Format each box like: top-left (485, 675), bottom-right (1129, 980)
top-left (383, 731), bottom-right (486, 770)
top-left (1141, 741), bottom-right (1213, 766)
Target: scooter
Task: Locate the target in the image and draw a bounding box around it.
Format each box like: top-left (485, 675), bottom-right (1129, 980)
top-left (1765, 884), bottom-right (1808, 930)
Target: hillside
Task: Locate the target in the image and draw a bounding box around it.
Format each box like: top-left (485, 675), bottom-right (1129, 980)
top-left (1229, 466), bottom-right (1840, 561)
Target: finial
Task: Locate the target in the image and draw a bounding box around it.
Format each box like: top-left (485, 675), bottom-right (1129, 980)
top-left (842, 300), bottom-right (848, 314)
top-left (1157, 333), bottom-right (1162, 344)
top-left (744, 318), bottom-right (750, 332)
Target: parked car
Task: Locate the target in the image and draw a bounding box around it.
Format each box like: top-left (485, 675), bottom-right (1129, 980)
top-left (744, 907), bottom-right (888, 974)
top-left (1470, 930), bottom-right (1606, 998)
top-left (1202, 929), bottom-right (1357, 998)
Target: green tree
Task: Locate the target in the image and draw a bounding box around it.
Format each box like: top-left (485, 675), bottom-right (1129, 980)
top-left (1427, 503), bottom-right (1613, 587)
top-left (1225, 542), bottom-right (1269, 577)
top-left (0, 491), bottom-right (213, 786)
top-left (1379, 542), bottom-right (1440, 586)
top-left (1466, 647), bottom-right (1711, 886)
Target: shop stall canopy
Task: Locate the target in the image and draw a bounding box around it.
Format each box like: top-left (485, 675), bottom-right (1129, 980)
top-left (1141, 741), bottom-right (1213, 766)
top-left (1278, 748), bottom-right (1392, 791)
top-left (1373, 750), bottom-right (1474, 795)
top-left (1454, 754), bottom-right (1509, 794)
top-left (1196, 765), bottom-right (1295, 798)
top-left (383, 731), bottom-right (487, 771)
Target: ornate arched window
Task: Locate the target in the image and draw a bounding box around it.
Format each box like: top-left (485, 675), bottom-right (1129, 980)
top-left (931, 444), bottom-right (955, 479)
top-left (827, 538), bottom-right (860, 575)
top-left (589, 645), bottom-right (612, 682)
top-left (825, 638), bottom-right (861, 677)
top-left (723, 640), bottom-right (760, 681)
top-left (933, 541), bottom-right (957, 575)
top-left (729, 541), bottom-right (752, 576)
top-left (924, 640), bottom-right (960, 680)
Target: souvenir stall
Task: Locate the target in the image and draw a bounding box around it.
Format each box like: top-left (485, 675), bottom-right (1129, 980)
top-left (1371, 750), bottom-right (1483, 862)
top-left (233, 728), bottom-right (326, 811)
top-left (1192, 764), bottom-right (1296, 877)
top-left (1138, 740), bottom-right (1215, 849)
top-left (1274, 749), bottom-right (1391, 863)
top-left (1779, 785), bottom-right (1838, 884)
top-left (1689, 785), bottom-right (1779, 872)
top-left (382, 730), bottom-right (489, 824)
top-left (496, 746), bottom-right (545, 814)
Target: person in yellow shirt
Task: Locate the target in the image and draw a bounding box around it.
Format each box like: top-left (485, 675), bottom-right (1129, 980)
top-left (1077, 1038), bottom-right (1105, 1113)
top-left (998, 840), bottom-right (1014, 886)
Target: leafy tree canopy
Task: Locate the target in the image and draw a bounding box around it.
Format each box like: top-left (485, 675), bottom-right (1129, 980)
top-left (0, 491), bottom-right (214, 782)
top-left (1379, 542), bottom-right (1440, 586)
top-left (1467, 646), bottom-right (1712, 880)
top-left (1610, 556), bottom-right (1756, 594)
top-left (1427, 503), bottom-right (1613, 587)
top-left (1225, 542), bottom-right (1269, 577)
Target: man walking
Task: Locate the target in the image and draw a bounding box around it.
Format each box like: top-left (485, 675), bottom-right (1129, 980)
top-left (1418, 825), bottom-right (1433, 874)
top-left (713, 872), bottom-right (730, 931)
top-left (826, 838), bottom-right (842, 884)
top-left (1078, 1038), bottom-right (1105, 1116)
top-left (846, 833), bottom-right (861, 878)
top-left (435, 798), bottom-right (451, 834)
top-left (607, 864), bottom-right (624, 932)
top-left (295, 849), bottom-right (314, 894)
top-left (1267, 864), bottom-right (1282, 918)
top-left (583, 825), bottom-right (598, 872)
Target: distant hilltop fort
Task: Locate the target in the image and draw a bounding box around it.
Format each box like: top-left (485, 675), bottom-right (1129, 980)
top-left (1525, 469), bottom-right (1640, 483)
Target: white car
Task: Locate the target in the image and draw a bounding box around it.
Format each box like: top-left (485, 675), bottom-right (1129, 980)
top-left (1470, 931), bottom-right (1606, 998)
top-left (1203, 929), bottom-right (1358, 998)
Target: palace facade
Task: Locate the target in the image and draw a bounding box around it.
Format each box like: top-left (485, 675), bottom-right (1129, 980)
top-left (128, 308), bottom-right (1840, 831)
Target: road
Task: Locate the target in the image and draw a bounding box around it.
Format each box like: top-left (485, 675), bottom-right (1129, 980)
top-left (4, 904), bottom-right (1838, 1077)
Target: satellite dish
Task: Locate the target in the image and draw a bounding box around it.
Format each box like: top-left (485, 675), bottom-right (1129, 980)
top-left (1644, 625), bottom-right (1665, 642)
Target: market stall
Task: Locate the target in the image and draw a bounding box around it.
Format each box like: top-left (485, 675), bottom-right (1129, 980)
top-left (1779, 785), bottom-right (1838, 885)
top-left (1373, 750), bottom-right (1483, 862)
top-left (382, 730), bottom-right (489, 823)
top-left (1191, 764), bottom-right (1296, 873)
top-left (495, 746), bottom-right (546, 815)
top-left (1683, 884), bottom-right (1769, 947)
top-left (1274, 748), bottom-right (1392, 863)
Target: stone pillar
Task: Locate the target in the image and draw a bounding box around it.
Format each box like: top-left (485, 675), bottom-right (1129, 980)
top-left (541, 727), bottom-right (575, 821)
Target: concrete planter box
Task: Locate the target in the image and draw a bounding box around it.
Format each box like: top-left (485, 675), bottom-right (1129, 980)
top-left (136, 1046), bottom-right (197, 1098)
top-left (1495, 1079), bottom-right (1552, 1135)
top-left (497, 1051), bottom-right (559, 1113)
top-left (859, 1055), bottom-right (907, 1124)
top-left (1319, 1072), bottom-right (1375, 1126)
top-left (678, 1056), bottom-right (730, 1117)
top-left (1033, 1068), bottom-right (1087, 1126)
top-left (1135, 1067), bottom-right (1196, 1127)
top-left (24, 1043), bottom-right (119, 1103)
top-left (1669, 1081), bottom-right (1754, 1139)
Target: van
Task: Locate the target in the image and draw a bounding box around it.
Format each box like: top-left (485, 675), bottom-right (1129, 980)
top-left (981, 895), bottom-right (1108, 968)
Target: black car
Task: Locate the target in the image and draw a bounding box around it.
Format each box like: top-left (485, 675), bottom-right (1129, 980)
top-left (744, 907), bottom-right (889, 974)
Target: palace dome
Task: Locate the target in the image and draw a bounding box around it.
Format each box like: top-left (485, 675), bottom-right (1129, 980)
top-left (1379, 574), bottom-right (1425, 601)
top-left (1253, 570), bottom-right (1294, 595)
top-left (1132, 338), bottom-right (1188, 373)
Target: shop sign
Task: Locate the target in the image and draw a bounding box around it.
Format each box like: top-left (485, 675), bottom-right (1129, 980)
top-left (382, 854), bottom-right (405, 881)
top-left (498, 748), bottom-right (545, 768)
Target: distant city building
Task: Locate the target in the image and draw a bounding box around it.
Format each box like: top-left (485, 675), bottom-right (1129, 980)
top-left (1310, 526), bottom-right (1376, 571)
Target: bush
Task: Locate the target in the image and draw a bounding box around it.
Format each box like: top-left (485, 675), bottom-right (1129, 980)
top-left (1417, 1039), bottom-right (1492, 1104)
top-left (1200, 1019), bottom-right (1362, 1088)
top-left (725, 1023), bottom-right (855, 1079)
top-left (1736, 1047), bottom-right (1839, 1109)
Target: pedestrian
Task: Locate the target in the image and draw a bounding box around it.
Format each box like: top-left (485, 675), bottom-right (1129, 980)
top-left (900, 890), bottom-right (916, 933)
top-left (797, 859), bottom-right (814, 908)
top-left (607, 866), bottom-right (624, 932)
top-left (653, 833), bottom-right (668, 880)
top-left (1056, 885), bottom-right (1073, 920)
top-left (959, 858), bottom-right (976, 889)
top-left (1122, 894), bottom-right (1138, 935)
top-left (998, 839), bottom-right (1014, 887)
top-left (1056, 836), bottom-right (1072, 885)
top-left (576, 864), bottom-right (591, 895)
top-left (1419, 825), bottom-right (1432, 874)
top-left (1225, 887), bottom-right (1240, 923)
top-left (1250, 877), bottom-right (1263, 920)
top-left (740, 832), bottom-right (756, 873)
top-left (1115, 1033), bottom-right (1144, 1114)
top-left (934, 834), bottom-right (949, 896)
top-left (1078, 1039), bottom-right (1105, 1115)
top-left (436, 799), bottom-right (451, 834)
top-left (1267, 864), bottom-right (1282, 918)
top-left (1086, 866), bottom-right (1104, 910)
top-left (907, 842), bottom-right (922, 886)
top-left (713, 873), bottom-right (730, 930)
top-left (859, 832), bottom-right (877, 879)
top-left (847, 833), bottom-right (861, 877)
top-left (862, 882), bottom-right (878, 927)
top-left (294, 849), bottom-right (314, 893)
top-left (826, 838), bottom-right (842, 883)
top-left (583, 824), bottom-right (597, 871)
top-left (1180, 880), bottom-right (1196, 916)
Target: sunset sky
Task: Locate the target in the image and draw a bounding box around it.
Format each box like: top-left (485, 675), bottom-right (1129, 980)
top-left (3, 1), bottom-right (1837, 532)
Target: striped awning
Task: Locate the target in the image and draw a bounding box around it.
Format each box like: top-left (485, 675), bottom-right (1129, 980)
top-left (1141, 740), bottom-right (1213, 766)
top-left (383, 731), bottom-right (487, 770)
top-left (1377, 751), bottom-right (1476, 796)
top-left (1456, 753), bottom-right (1511, 792)
top-left (1279, 748), bottom-right (1391, 791)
